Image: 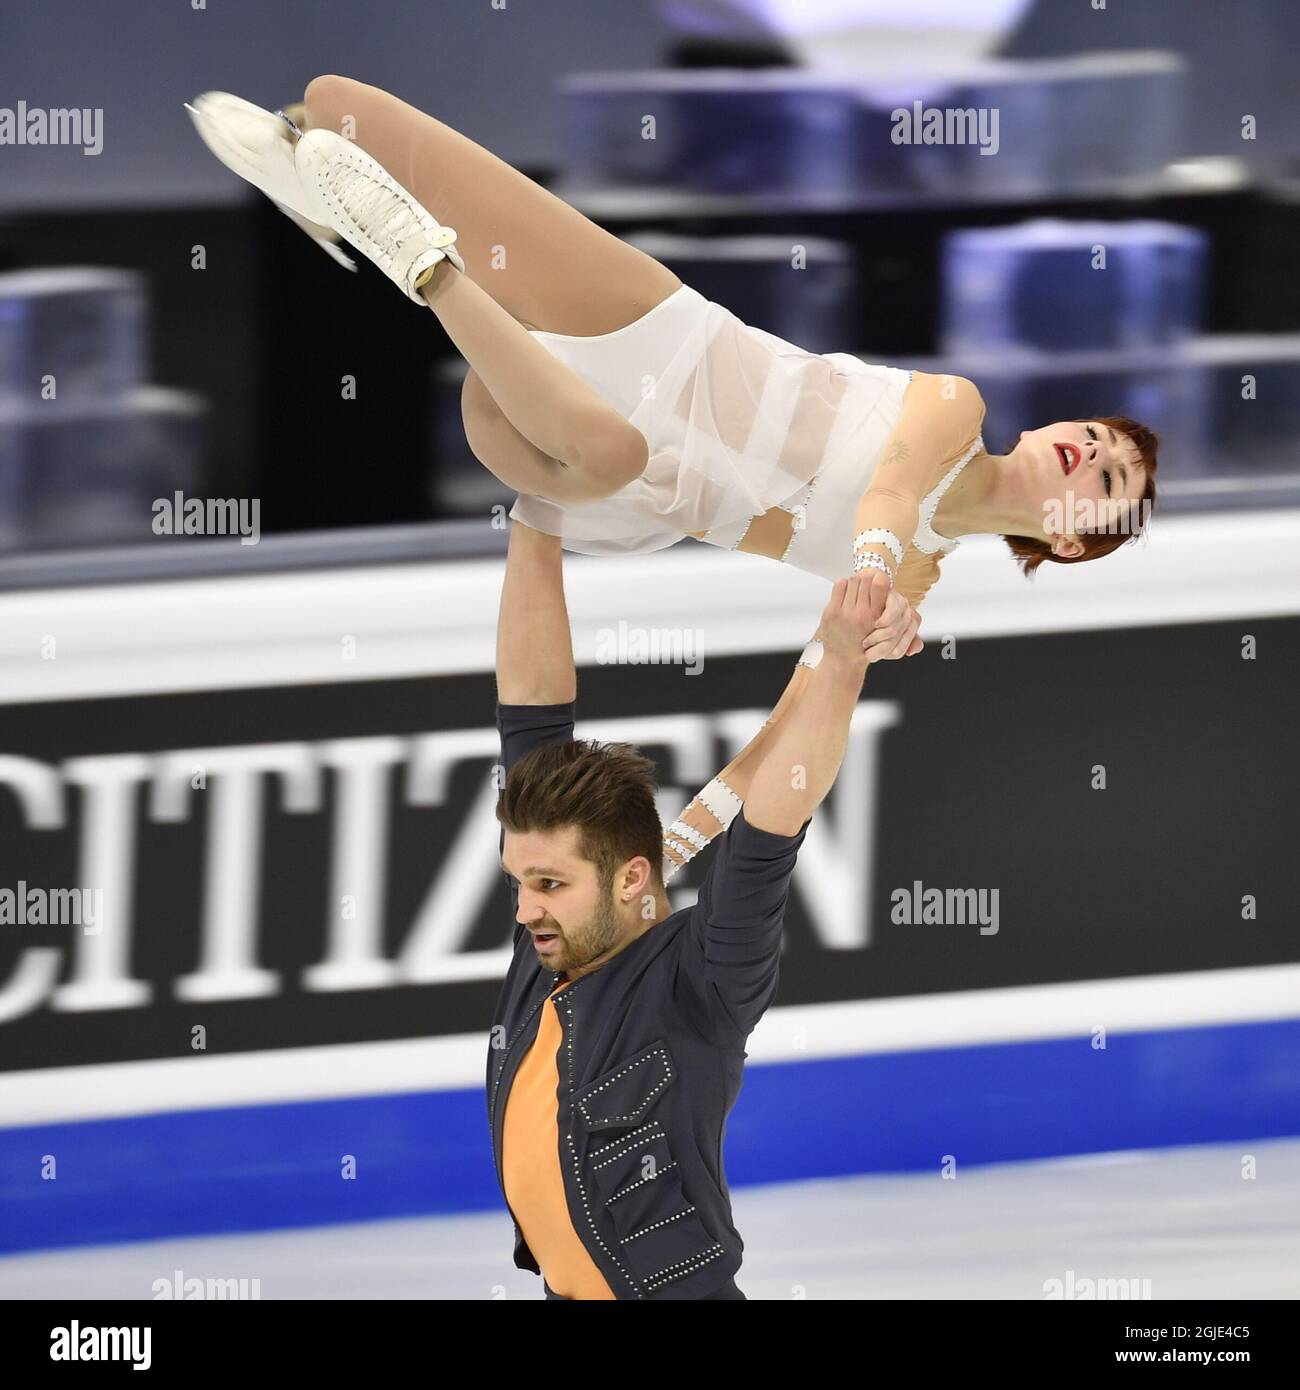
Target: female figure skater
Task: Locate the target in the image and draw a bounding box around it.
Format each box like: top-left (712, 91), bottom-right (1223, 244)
top-left (186, 76), bottom-right (1158, 875)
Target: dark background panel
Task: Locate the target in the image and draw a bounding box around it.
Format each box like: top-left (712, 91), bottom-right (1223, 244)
top-left (0, 614), bottom-right (1294, 1073)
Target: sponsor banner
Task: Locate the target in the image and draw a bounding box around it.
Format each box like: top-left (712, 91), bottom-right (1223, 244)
top-left (1, 614), bottom-right (1295, 1073)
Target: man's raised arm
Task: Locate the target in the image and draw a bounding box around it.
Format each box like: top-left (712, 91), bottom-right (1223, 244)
top-left (679, 574), bottom-right (889, 1040)
top-left (743, 573), bottom-right (887, 836)
top-left (662, 575), bottom-right (914, 880)
top-left (494, 521), bottom-right (577, 949)
top-left (496, 520), bottom-right (576, 706)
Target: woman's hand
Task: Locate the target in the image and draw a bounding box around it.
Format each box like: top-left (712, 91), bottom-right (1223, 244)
top-left (861, 586), bottom-right (922, 663)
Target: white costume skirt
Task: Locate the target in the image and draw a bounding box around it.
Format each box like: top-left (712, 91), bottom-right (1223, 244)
top-left (508, 282), bottom-right (909, 566)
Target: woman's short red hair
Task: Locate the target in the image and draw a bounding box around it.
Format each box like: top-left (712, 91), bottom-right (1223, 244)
top-left (1003, 416), bottom-right (1159, 576)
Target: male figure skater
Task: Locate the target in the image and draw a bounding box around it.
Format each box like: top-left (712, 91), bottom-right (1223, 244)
top-left (488, 518), bottom-right (896, 1300)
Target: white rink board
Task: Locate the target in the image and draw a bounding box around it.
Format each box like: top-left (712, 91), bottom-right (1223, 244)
top-left (0, 509), bottom-right (1297, 704)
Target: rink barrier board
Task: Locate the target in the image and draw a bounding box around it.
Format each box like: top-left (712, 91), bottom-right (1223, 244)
top-left (1, 509), bottom-right (1298, 703)
top-left (1, 1012), bottom-right (1297, 1255)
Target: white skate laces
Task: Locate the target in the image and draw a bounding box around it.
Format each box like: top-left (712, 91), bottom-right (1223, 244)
top-left (295, 129), bottom-right (465, 303)
top-left (343, 175), bottom-right (458, 280)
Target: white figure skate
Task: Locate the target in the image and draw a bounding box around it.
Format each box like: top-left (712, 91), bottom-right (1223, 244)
top-left (184, 91), bottom-right (356, 272)
top-left (292, 127), bottom-right (465, 304)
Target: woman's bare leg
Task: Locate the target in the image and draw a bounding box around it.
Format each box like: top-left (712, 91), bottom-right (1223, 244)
top-left (301, 74), bottom-right (681, 335)
top-left (418, 259), bottom-right (647, 502)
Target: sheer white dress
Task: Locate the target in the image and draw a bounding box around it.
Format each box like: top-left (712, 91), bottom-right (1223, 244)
top-left (508, 282), bottom-right (985, 594)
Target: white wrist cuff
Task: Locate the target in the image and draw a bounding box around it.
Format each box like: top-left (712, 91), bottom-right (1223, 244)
top-left (695, 776), bottom-right (742, 828)
top-left (852, 552), bottom-right (894, 580)
top-left (853, 528), bottom-right (904, 567)
top-left (662, 835), bottom-right (699, 884)
top-left (797, 638), bottom-right (824, 670)
top-left (667, 819), bottom-right (710, 852)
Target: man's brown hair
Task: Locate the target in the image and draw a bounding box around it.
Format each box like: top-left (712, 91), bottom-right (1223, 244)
top-left (497, 740), bottom-right (664, 889)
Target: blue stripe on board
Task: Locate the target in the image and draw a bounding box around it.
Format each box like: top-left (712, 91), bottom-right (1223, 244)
top-left (2, 1016), bottom-right (1298, 1255)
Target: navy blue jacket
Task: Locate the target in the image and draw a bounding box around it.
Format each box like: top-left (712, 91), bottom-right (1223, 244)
top-left (487, 701), bottom-right (809, 1300)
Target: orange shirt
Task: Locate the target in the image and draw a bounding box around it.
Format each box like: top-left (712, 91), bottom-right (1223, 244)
top-left (501, 979), bottom-right (616, 1299)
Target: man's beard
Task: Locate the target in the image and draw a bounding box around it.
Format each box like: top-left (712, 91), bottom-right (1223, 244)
top-left (544, 882), bottom-right (622, 972)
